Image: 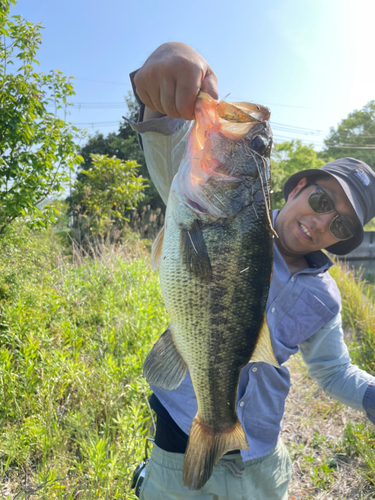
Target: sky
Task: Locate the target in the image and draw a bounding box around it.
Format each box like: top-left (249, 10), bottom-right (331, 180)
top-left (10, 0), bottom-right (375, 151)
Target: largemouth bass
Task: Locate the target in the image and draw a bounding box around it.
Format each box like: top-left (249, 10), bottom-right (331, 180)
top-left (144, 92), bottom-right (279, 490)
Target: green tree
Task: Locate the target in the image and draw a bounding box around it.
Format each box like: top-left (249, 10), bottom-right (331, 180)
top-left (271, 140), bottom-right (326, 209)
top-left (322, 101), bottom-right (375, 170)
top-left (70, 154), bottom-right (147, 240)
top-left (0, 0), bottom-right (82, 234)
top-left (79, 93), bottom-right (164, 210)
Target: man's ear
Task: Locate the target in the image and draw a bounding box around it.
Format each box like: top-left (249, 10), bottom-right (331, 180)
top-left (287, 177), bottom-right (308, 201)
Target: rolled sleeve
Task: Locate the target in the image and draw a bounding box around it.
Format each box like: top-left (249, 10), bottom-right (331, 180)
top-left (363, 382), bottom-right (375, 424)
top-left (299, 313), bottom-right (375, 416)
top-left (127, 118), bottom-right (192, 204)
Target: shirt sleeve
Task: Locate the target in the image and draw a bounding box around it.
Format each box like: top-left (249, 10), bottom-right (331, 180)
top-left (298, 313), bottom-right (375, 424)
top-left (128, 118), bottom-right (193, 205)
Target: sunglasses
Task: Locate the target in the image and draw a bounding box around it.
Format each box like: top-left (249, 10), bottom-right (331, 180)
top-left (307, 185), bottom-right (356, 241)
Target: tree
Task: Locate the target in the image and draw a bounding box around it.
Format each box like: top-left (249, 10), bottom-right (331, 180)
top-left (79, 93), bottom-right (164, 210)
top-left (322, 101), bottom-right (375, 171)
top-left (0, 0), bottom-right (82, 234)
top-left (70, 154), bottom-right (147, 240)
top-left (271, 140), bottom-right (326, 209)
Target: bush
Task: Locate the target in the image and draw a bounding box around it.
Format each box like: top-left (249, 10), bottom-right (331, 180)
top-left (69, 154), bottom-right (147, 245)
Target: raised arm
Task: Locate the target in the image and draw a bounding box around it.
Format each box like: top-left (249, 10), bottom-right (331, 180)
top-left (134, 42), bottom-right (219, 121)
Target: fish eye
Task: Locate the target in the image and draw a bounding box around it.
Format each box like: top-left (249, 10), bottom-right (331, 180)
top-left (250, 135), bottom-right (268, 155)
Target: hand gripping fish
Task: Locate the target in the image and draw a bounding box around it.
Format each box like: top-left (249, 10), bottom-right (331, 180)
top-left (144, 92), bottom-right (279, 490)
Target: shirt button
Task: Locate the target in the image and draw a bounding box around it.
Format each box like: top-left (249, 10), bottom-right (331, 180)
top-left (252, 367), bottom-right (257, 372)
top-left (271, 307), bottom-right (275, 313)
top-left (239, 401), bottom-right (244, 407)
top-left (291, 277), bottom-right (294, 282)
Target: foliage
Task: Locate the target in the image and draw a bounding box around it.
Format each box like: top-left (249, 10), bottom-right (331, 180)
top-left (0, 225), bottom-right (375, 497)
top-left (70, 154), bottom-right (147, 241)
top-left (79, 93), bottom-right (164, 211)
top-left (322, 101), bottom-right (375, 171)
top-left (329, 261), bottom-right (375, 374)
top-left (364, 217), bottom-right (375, 231)
top-left (271, 140), bottom-right (326, 209)
top-left (0, 2), bottom-right (83, 234)
top-left (126, 204), bottom-right (164, 242)
top-left (342, 422), bottom-right (375, 486)
top-left (0, 224), bottom-right (168, 499)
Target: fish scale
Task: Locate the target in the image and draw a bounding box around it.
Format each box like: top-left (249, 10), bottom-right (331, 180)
top-left (144, 92), bottom-right (279, 490)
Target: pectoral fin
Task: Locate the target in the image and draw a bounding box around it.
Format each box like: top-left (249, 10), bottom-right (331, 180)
top-left (180, 219), bottom-right (212, 283)
top-left (151, 225), bottom-right (164, 270)
top-left (143, 325), bottom-right (188, 390)
top-left (249, 314), bottom-right (279, 368)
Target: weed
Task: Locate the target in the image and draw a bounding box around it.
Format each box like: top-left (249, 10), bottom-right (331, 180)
top-left (0, 224), bottom-right (168, 498)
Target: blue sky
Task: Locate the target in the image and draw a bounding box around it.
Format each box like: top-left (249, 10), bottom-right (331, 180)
top-left (11, 0), bottom-right (375, 150)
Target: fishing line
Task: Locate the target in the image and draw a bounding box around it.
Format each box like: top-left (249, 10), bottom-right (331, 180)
top-left (243, 143), bottom-right (277, 238)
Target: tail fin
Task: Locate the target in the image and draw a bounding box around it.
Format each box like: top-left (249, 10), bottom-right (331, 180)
top-left (182, 415), bottom-right (248, 490)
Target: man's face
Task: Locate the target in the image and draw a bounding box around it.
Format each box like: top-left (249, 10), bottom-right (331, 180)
top-left (274, 176), bottom-right (358, 257)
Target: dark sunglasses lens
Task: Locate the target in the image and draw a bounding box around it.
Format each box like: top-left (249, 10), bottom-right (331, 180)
top-left (308, 189), bottom-right (334, 214)
top-left (330, 217), bottom-right (354, 241)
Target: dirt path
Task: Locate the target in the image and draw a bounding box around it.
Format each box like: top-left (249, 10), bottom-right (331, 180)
top-left (282, 354), bottom-right (375, 499)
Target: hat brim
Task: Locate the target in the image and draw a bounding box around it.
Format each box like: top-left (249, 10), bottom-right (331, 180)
top-left (283, 169), bottom-right (364, 256)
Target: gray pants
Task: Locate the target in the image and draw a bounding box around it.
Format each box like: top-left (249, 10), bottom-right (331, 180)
top-left (138, 440), bottom-right (294, 500)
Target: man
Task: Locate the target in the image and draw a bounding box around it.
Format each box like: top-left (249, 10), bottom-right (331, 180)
top-left (128, 42), bottom-right (375, 500)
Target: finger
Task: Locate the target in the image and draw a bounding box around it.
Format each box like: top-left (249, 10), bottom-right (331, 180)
top-left (175, 69), bottom-right (203, 120)
top-left (134, 72), bottom-right (165, 114)
top-left (135, 88), bottom-right (157, 112)
top-left (200, 67), bottom-right (219, 100)
top-left (159, 78), bottom-right (181, 119)
top-left (146, 88), bottom-right (166, 115)
top-left (139, 86), bottom-right (165, 115)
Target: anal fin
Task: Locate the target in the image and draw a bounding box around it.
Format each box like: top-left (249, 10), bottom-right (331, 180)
top-left (143, 325), bottom-right (188, 390)
top-left (249, 314), bottom-right (279, 368)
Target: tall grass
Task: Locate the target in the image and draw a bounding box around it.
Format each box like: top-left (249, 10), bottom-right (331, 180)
top-left (1, 227), bottom-right (374, 498)
top-left (0, 225), bottom-right (168, 499)
top-left (329, 260), bottom-right (375, 487)
top-left (329, 261), bottom-right (375, 373)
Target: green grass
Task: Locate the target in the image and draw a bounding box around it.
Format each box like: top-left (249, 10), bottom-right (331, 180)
top-left (329, 261), bottom-right (375, 374)
top-left (0, 227), bottom-right (374, 498)
top-left (0, 226), bottom-right (168, 499)
top-left (329, 261), bottom-right (375, 489)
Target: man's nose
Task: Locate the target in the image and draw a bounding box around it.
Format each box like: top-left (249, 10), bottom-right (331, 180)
top-left (312, 212), bottom-right (336, 232)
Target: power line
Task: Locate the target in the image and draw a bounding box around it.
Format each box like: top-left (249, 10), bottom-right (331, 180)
top-left (74, 78), bottom-right (129, 86)
top-left (72, 120), bottom-right (123, 127)
top-left (71, 102), bottom-right (128, 109)
top-left (263, 102), bottom-right (315, 110)
top-left (271, 122), bottom-right (329, 135)
top-left (325, 144), bottom-right (375, 149)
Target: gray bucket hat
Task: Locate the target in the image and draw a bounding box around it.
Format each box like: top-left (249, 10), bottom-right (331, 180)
top-left (283, 158), bottom-right (375, 255)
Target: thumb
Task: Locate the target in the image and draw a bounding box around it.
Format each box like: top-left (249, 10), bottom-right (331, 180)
top-left (200, 68), bottom-right (219, 100)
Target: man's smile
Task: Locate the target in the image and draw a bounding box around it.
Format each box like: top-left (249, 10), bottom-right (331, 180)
top-left (298, 222), bottom-right (312, 240)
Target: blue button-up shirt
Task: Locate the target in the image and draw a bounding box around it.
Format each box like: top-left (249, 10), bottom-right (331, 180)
top-left (129, 114), bottom-right (375, 461)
